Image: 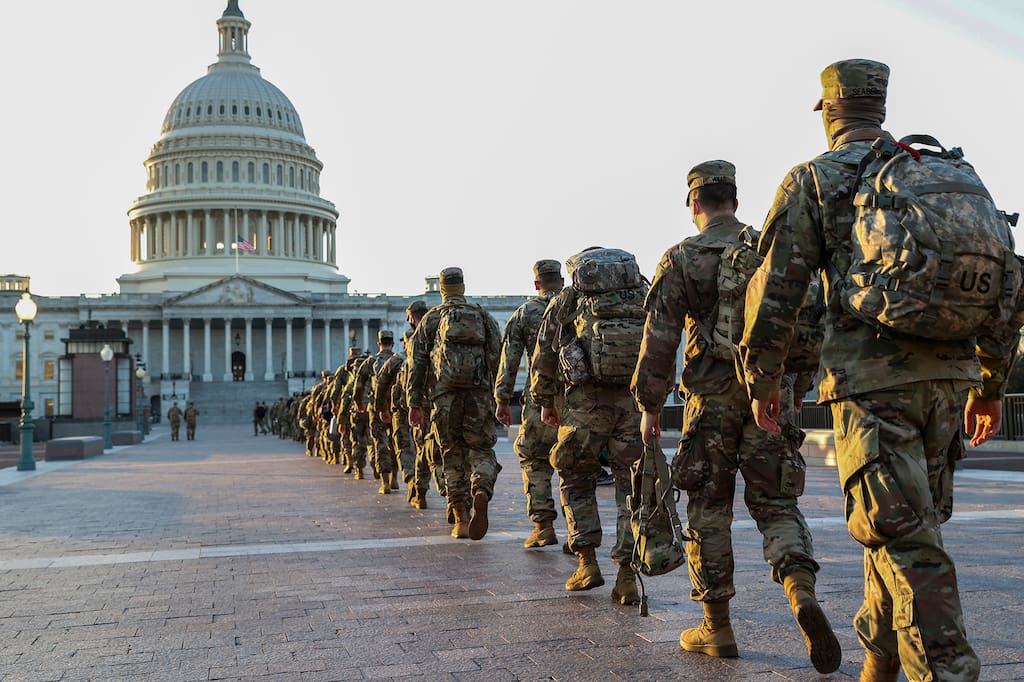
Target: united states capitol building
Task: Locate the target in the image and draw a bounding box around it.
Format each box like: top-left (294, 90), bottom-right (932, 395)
top-left (1, 1), bottom-right (526, 424)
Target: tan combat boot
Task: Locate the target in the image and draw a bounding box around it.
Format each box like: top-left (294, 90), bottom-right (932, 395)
top-left (378, 476), bottom-right (391, 495)
top-left (451, 504), bottom-right (470, 539)
top-left (406, 483), bottom-right (416, 504)
top-left (389, 470), bottom-right (400, 490)
top-left (353, 468), bottom-right (363, 480)
top-left (412, 487), bottom-right (428, 510)
top-left (611, 563), bottom-right (640, 605)
top-left (468, 491), bottom-right (489, 540)
top-left (523, 520), bottom-right (557, 548)
top-left (565, 547), bottom-right (604, 591)
top-left (679, 601), bottom-right (738, 658)
top-left (783, 568), bottom-right (842, 674)
top-left (860, 651), bottom-right (900, 682)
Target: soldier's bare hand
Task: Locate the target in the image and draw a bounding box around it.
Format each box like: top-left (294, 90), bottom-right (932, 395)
top-left (965, 396), bottom-right (1001, 447)
top-left (540, 405), bottom-right (560, 427)
top-left (409, 406), bottom-right (424, 430)
top-left (752, 394), bottom-right (782, 433)
top-left (640, 411), bottom-right (661, 445)
top-left (495, 403), bottom-right (512, 427)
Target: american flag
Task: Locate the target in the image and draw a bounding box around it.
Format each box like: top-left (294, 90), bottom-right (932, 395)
top-left (236, 235), bottom-right (257, 253)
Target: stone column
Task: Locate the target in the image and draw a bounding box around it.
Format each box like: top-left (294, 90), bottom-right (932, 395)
top-left (223, 318), bottom-right (233, 382)
top-left (304, 318), bottom-right (313, 374)
top-left (203, 318), bottom-right (213, 382)
top-left (130, 221), bottom-right (138, 262)
top-left (161, 319), bottom-right (170, 378)
top-left (186, 211), bottom-right (195, 256)
top-left (362, 319), bottom-right (369, 351)
top-left (276, 213), bottom-right (285, 256)
top-left (142, 321), bottom-right (150, 366)
top-left (328, 222), bottom-right (336, 263)
top-left (244, 318), bottom-right (253, 381)
top-left (264, 318), bottom-right (274, 381)
top-left (170, 212), bottom-right (179, 257)
top-left (205, 210), bottom-right (214, 256)
top-left (182, 319), bottom-right (191, 378)
top-left (342, 319), bottom-right (350, 354)
top-left (285, 319), bottom-right (294, 377)
top-left (323, 320), bottom-right (331, 370)
top-left (304, 217), bottom-right (312, 260)
top-left (258, 211), bottom-right (268, 256)
top-left (243, 210), bottom-right (251, 248)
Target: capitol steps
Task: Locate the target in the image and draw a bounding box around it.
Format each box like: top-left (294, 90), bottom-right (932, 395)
top-left (184, 380), bottom-right (290, 423)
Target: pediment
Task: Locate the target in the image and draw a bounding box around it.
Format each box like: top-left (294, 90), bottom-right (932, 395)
top-left (163, 276), bottom-right (308, 307)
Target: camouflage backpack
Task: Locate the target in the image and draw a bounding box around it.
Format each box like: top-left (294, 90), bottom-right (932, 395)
top-left (430, 301), bottom-right (490, 388)
top-left (628, 440), bottom-right (688, 614)
top-left (840, 135), bottom-right (1020, 340)
top-left (560, 248), bottom-right (647, 386)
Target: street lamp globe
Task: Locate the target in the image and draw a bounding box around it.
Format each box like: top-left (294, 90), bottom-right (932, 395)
top-left (136, 366), bottom-right (146, 380)
top-left (15, 292), bottom-right (37, 323)
top-left (100, 344), bottom-right (114, 363)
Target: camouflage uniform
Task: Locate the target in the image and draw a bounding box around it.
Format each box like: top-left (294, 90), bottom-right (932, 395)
top-left (739, 60), bottom-right (1021, 682)
top-left (408, 268), bottom-right (502, 538)
top-left (166, 402), bottom-right (182, 441)
top-left (530, 278), bottom-right (645, 571)
top-left (184, 403), bottom-right (199, 441)
top-left (495, 260), bottom-right (564, 544)
top-left (340, 349), bottom-right (370, 477)
top-left (354, 331), bottom-right (399, 492)
top-left (633, 160), bottom-right (838, 671)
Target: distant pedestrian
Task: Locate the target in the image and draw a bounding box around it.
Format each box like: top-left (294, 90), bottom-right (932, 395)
top-left (253, 401), bottom-right (267, 436)
top-left (184, 402), bottom-right (200, 441)
top-left (167, 401), bottom-right (182, 441)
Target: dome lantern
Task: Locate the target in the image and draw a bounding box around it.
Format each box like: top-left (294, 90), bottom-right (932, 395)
top-left (215, 0), bottom-right (252, 68)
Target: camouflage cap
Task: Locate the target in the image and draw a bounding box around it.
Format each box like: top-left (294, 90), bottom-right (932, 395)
top-left (378, 329), bottom-right (394, 343)
top-left (439, 267), bottom-right (464, 284)
top-left (405, 300), bottom-right (428, 317)
top-left (533, 259), bottom-right (562, 279)
top-left (348, 346), bottom-right (361, 357)
top-left (685, 160), bottom-right (736, 206)
top-left (813, 58), bottom-right (889, 111)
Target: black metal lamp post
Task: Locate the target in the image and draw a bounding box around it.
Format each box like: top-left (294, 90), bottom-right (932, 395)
top-left (15, 292), bottom-right (38, 471)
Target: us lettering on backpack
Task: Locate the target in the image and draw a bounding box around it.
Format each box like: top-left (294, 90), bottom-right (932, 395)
top-left (841, 135), bottom-right (1021, 340)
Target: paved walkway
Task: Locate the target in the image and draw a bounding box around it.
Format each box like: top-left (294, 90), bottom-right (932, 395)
top-left (1, 425), bottom-right (1022, 681)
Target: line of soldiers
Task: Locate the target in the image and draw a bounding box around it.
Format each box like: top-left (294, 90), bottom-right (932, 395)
top-left (287, 59), bottom-right (1018, 682)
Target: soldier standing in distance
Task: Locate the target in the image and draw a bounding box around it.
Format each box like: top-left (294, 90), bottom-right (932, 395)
top-left (252, 400), bottom-right (265, 436)
top-left (494, 259), bottom-right (565, 549)
top-left (354, 330), bottom-right (400, 495)
top-left (408, 267), bottom-right (502, 540)
top-left (740, 59), bottom-right (1021, 682)
top-left (631, 161), bottom-right (839, 672)
top-left (184, 401), bottom-right (199, 441)
top-left (338, 347), bottom-right (370, 479)
top-left (166, 401), bottom-right (182, 441)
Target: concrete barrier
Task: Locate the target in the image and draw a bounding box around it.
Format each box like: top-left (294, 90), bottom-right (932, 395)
top-left (45, 436), bottom-right (104, 461)
top-left (111, 431), bottom-right (143, 445)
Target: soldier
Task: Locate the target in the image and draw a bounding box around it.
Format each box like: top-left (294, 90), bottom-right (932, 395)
top-left (354, 330), bottom-right (400, 495)
top-left (530, 247), bottom-right (646, 605)
top-left (408, 267), bottom-right (502, 539)
top-left (260, 401), bottom-right (272, 434)
top-left (495, 259), bottom-right (565, 549)
top-left (376, 328), bottom-right (427, 506)
top-left (296, 391), bottom-right (316, 457)
top-left (403, 301), bottom-right (447, 507)
top-left (739, 59), bottom-right (1021, 682)
top-left (184, 401), bottom-right (199, 441)
top-left (166, 401), bottom-right (182, 441)
top-left (631, 160), bottom-right (839, 672)
top-left (339, 347), bottom-right (370, 478)
top-left (253, 400), bottom-right (265, 436)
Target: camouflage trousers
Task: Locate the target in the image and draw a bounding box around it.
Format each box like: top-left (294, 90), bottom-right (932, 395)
top-left (413, 415), bottom-right (445, 495)
top-left (186, 423), bottom-right (196, 440)
top-left (393, 411), bottom-right (432, 488)
top-left (672, 381), bottom-right (816, 603)
top-left (368, 414), bottom-right (396, 475)
top-left (429, 389), bottom-right (501, 508)
top-left (169, 421), bottom-right (181, 440)
top-left (343, 411), bottom-right (368, 471)
top-left (515, 398), bottom-right (560, 523)
top-left (831, 380), bottom-right (979, 682)
top-left (550, 384), bottom-right (642, 565)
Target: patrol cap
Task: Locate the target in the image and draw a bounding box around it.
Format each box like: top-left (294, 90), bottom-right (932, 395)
top-left (348, 346), bottom-right (361, 357)
top-left (813, 58), bottom-right (889, 111)
top-left (406, 300), bottom-right (428, 317)
top-left (439, 267), bottom-right (464, 284)
top-left (533, 259), bottom-right (562, 279)
top-left (685, 160), bottom-right (736, 206)
top-left (378, 329), bottom-right (394, 343)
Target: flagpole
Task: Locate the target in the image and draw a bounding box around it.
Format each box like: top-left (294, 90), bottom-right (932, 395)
top-left (234, 207), bottom-right (239, 274)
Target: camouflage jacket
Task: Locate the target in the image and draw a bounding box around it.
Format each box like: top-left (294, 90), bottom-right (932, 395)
top-left (353, 349), bottom-right (395, 412)
top-left (374, 351), bottom-right (405, 416)
top-left (494, 291), bottom-right (557, 406)
top-left (338, 355), bottom-right (368, 414)
top-left (528, 286), bottom-right (581, 409)
top-left (184, 406), bottom-right (199, 424)
top-left (740, 138), bottom-right (1021, 403)
top-left (408, 295), bottom-right (502, 406)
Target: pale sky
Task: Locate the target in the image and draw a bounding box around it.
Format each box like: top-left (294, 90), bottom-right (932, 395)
top-left (2, 0), bottom-right (1022, 298)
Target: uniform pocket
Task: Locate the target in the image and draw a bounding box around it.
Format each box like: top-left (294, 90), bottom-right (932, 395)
top-left (671, 402), bottom-right (710, 491)
top-left (550, 425), bottom-right (580, 472)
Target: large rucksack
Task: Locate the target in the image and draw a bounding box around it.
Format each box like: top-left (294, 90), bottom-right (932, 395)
top-left (430, 301), bottom-right (490, 388)
top-left (840, 134), bottom-right (1020, 340)
top-left (560, 248), bottom-right (646, 386)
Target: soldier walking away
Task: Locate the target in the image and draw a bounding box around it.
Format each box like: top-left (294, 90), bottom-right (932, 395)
top-left (166, 401), bottom-right (182, 441)
top-left (184, 401), bottom-right (200, 441)
top-left (631, 161), bottom-right (839, 672)
top-left (409, 267), bottom-right (502, 540)
top-left (530, 247), bottom-right (646, 605)
top-left (338, 347), bottom-right (370, 478)
top-left (253, 401), bottom-right (266, 436)
top-left (740, 59), bottom-right (1022, 682)
top-left (495, 259), bottom-right (565, 549)
top-left (354, 330), bottom-right (401, 495)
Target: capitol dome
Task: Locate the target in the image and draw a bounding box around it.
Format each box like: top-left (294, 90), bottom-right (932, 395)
top-left (119, 0), bottom-right (347, 296)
